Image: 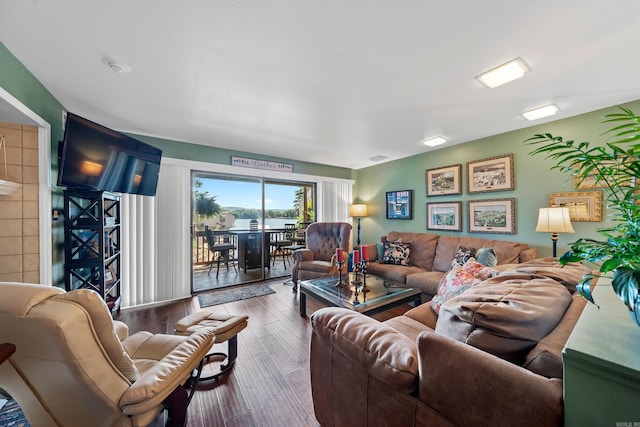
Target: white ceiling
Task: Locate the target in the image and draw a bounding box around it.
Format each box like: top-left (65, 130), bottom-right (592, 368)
top-left (2, 1), bottom-right (640, 169)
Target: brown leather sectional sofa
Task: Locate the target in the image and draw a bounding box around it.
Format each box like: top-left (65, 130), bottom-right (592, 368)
top-left (310, 258), bottom-right (591, 427)
top-left (361, 231), bottom-right (539, 300)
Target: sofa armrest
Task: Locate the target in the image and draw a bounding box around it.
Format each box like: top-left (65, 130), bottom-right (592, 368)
top-left (310, 307), bottom-right (418, 393)
top-left (417, 331), bottom-right (563, 427)
top-left (119, 328), bottom-right (215, 415)
top-left (292, 248), bottom-right (315, 262)
top-left (519, 247), bottom-right (538, 262)
top-left (355, 243), bottom-right (378, 262)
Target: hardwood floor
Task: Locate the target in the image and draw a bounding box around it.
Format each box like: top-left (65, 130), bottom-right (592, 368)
top-left (117, 278), bottom-right (411, 427)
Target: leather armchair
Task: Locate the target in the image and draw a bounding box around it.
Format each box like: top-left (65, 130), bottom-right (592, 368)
top-left (0, 282), bottom-right (215, 427)
top-left (291, 222), bottom-right (352, 291)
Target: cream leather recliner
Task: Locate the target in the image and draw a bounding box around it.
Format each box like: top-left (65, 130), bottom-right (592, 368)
top-left (0, 282), bottom-right (215, 427)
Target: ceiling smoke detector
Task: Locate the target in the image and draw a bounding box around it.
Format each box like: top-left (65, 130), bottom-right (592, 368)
top-left (102, 57), bottom-right (131, 74)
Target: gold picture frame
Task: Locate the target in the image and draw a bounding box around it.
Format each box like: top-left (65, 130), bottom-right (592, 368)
top-left (467, 154), bottom-right (514, 194)
top-left (468, 198), bottom-right (516, 234)
top-left (426, 164), bottom-right (462, 196)
top-left (549, 191), bottom-right (602, 222)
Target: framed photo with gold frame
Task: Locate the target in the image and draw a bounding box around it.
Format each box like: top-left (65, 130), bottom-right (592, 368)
top-left (467, 154), bottom-right (514, 194)
top-left (426, 164), bottom-right (462, 196)
top-left (427, 201), bottom-right (462, 231)
top-left (549, 191), bottom-right (602, 222)
top-left (574, 159), bottom-right (629, 189)
top-left (467, 198), bottom-right (516, 234)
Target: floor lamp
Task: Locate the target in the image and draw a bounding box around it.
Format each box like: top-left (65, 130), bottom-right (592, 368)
top-left (535, 207), bottom-right (575, 257)
top-left (349, 204), bottom-right (368, 246)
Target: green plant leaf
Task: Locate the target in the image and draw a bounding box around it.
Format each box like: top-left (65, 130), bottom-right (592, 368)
top-left (612, 268), bottom-right (640, 308)
top-left (576, 276), bottom-right (597, 306)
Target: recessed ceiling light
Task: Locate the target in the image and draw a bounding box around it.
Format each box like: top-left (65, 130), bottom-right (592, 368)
top-left (521, 104), bottom-right (559, 121)
top-left (423, 136), bottom-right (447, 147)
top-left (102, 57), bottom-right (131, 74)
top-left (476, 57), bottom-right (530, 88)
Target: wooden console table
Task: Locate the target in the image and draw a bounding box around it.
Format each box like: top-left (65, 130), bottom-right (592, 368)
top-left (563, 278), bottom-right (640, 426)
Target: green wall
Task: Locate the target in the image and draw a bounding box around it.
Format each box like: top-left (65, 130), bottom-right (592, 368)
top-left (354, 99), bottom-right (640, 258)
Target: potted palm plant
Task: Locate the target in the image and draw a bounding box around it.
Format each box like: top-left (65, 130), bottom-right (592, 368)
top-left (526, 106), bottom-right (640, 327)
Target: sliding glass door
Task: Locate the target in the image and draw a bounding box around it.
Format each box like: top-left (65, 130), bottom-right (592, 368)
top-left (191, 172), bottom-right (315, 292)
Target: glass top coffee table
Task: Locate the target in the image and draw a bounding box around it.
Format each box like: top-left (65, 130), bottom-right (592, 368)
top-left (298, 273), bottom-right (421, 317)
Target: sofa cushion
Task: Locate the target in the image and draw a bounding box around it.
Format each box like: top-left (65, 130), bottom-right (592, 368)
top-left (382, 241), bottom-right (411, 265)
top-left (405, 271), bottom-right (445, 296)
top-left (435, 275), bottom-right (573, 365)
top-left (367, 262), bottom-right (425, 283)
top-left (522, 294), bottom-right (587, 378)
top-left (385, 231), bottom-right (440, 270)
top-left (433, 236), bottom-right (527, 272)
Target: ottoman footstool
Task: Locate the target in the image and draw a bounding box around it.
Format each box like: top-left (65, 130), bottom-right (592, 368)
top-left (175, 311), bottom-right (249, 381)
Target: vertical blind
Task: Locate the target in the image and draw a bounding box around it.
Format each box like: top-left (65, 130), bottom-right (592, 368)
top-left (120, 159), bottom-right (352, 308)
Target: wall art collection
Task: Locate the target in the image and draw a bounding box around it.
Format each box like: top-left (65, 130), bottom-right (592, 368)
top-left (406, 152), bottom-right (601, 234)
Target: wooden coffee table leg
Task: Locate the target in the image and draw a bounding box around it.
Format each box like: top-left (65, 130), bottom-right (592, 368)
top-left (299, 292), bottom-right (307, 317)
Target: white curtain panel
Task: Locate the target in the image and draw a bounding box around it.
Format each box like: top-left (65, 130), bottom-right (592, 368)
top-left (120, 163), bottom-right (191, 308)
top-left (120, 193), bottom-right (156, 308)
top-left (317, 180), bottom-right (352, 223)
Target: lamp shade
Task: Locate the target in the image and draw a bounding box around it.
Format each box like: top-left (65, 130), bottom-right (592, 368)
top-left (349, 204), bottom-right (368, 218)
top-left (535, 207), bottom-right (575, 233)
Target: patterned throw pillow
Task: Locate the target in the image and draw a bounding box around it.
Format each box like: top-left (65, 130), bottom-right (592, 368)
top-left (382, 241), bottom-right (412, 265)
top-left (451, 246), bottom-right (476, 267)
top-left (461, 257), bottom-right (498, 280)
top-left (431, 257), bottom-right (499, 314)
top-left (475, 247), bottom-right (498, 267)
top-left (431, 265), bottom-right (481, 313)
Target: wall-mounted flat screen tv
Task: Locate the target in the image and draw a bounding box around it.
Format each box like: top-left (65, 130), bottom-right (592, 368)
top-left (57, 113), bottom-right (162, 196)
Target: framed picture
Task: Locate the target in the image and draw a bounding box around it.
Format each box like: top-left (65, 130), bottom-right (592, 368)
top-left (574, 159), bottom-right (629, 189)
top-left (426, 164), bottom-right (462, 196)
top-left (468, 198), bottom-right (516, 234)
top-left (104, 266), bottom-right (118, 286)
top-left (386, 190), bottom-right (413, 220)
top-left (467, 154), bottom-right (514, 194)
top-left (427, 201), bottom-right (462, 231)
top-left (549, 191), bottom-right (602, 222)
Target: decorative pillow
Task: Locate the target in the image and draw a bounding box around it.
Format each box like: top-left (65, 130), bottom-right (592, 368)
top-left (375, 242), bottom-right (385, 261)
top-left (475, 247), bottom-right (498, 267)
top-left (451, 246), bottom-right (476, 267)
top-left (382, 241), bottom-right (411, 265)
top-left (461, 257), bottom-right (498, 281)
top-left (431, 265), bottom-right (481, 313)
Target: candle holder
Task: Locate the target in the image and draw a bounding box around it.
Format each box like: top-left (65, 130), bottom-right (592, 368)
top-left (334, 259), bottom-right (346, 287)
top-left (358, 259), bottom-right (369, 292)
top-left (351, 258), bottom-right (362, 285)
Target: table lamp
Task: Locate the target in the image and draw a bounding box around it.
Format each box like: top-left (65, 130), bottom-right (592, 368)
top-left (535, 207), bottom-right (575, 257)
top-left (349, 203), bottom-right (368, 246)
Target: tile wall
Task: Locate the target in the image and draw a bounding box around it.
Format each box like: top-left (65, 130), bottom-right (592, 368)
top-left (0, 121), bottom-right (39, 282)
